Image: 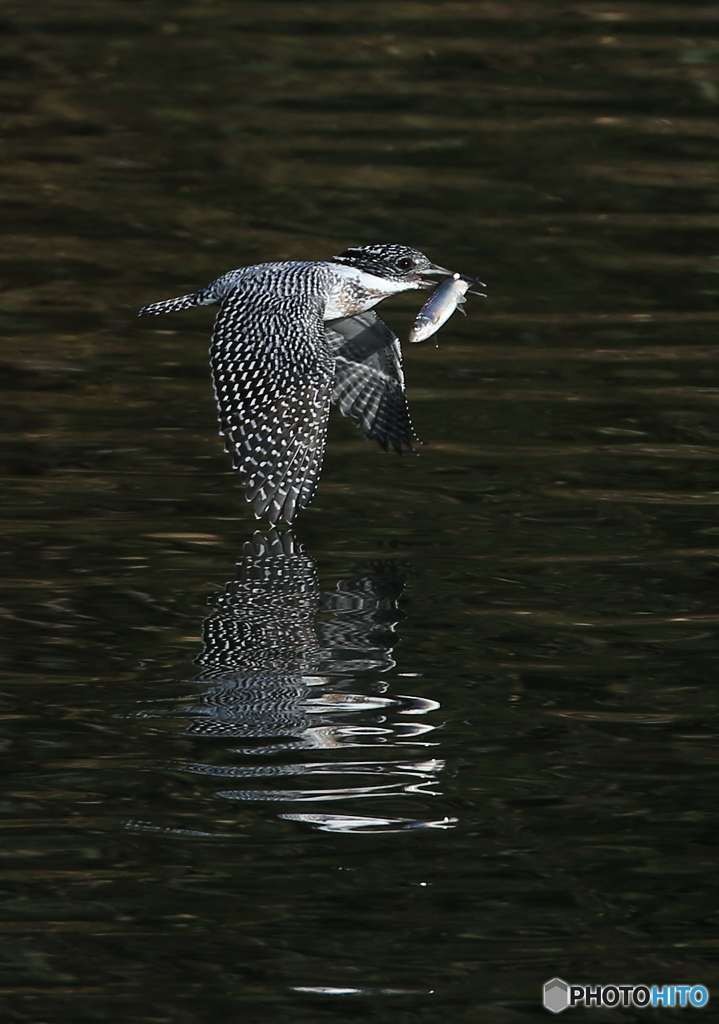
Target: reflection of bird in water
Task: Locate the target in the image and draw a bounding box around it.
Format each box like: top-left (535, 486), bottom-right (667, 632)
top-left (144, 532), bottom-right (456, 834)
top-left (184, 531), bottom-right (432, 752)
top-left (139, 244), bottom-right (454, 524)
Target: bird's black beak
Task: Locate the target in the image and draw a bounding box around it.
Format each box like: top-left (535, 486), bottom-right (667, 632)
top-left (412, 262), bottom-right (454, 287)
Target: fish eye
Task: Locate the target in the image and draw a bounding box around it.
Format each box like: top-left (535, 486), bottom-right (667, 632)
top-left (396, 257), bottom-right (415, 271)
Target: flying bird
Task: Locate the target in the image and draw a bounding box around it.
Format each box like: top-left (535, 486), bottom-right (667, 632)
top-left (139, 244), bottom-right (468, 524)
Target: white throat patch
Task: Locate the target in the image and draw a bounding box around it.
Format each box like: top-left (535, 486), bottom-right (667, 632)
top-left (323, 263), bottom-right (422, 320)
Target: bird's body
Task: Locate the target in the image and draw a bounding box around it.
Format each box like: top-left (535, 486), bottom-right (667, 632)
top-left (138, 245), bottom-right (460, 525)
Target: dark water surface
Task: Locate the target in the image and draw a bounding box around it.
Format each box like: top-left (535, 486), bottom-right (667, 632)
top-left (2, 1), bottom-right (719, 1021)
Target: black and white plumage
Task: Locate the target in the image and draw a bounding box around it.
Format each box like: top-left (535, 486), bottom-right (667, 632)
top-left (139, 244), bottom-right (451, 524)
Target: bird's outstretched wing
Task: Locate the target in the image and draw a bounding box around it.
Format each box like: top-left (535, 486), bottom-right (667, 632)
top-left (209, 272), bottom-right (334, 525)
top-left (326, 311), bottom-right (419, 453)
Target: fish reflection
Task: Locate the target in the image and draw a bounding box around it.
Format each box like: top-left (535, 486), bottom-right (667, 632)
top-left (154, 532), bottom-right (455, 834)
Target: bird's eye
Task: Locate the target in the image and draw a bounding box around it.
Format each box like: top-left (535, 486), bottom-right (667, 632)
top-left (396, 257), bottom-right (415, 271)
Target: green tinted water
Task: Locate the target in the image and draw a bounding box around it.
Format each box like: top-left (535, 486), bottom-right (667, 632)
top-left (2, 2), bottom-right (719, 1021)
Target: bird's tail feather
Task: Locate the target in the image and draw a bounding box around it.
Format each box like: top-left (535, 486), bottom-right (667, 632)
top-left (138, 291), bottom-right (219, 316)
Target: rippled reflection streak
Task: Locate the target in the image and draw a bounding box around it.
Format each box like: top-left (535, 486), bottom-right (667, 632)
top-left (167, 532), bottom-right (454, 833)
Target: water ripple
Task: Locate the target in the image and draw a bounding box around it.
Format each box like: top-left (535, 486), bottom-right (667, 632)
top-left (135, 531), bottom-right (447, 831)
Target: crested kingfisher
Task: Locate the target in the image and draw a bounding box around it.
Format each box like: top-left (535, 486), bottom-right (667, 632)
top-left (139, 244), bottom-right (457, 525)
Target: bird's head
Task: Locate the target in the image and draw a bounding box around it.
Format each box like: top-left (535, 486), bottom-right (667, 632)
top-left (331, 244), bottom-right (452, 288)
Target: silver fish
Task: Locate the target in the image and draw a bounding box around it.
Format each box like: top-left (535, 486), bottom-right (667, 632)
top-left (409, 273), bottom-right (485, 344)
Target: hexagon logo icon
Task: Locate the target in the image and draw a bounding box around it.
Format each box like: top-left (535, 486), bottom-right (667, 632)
top-left (544, 978), bottom-right (569, 1013)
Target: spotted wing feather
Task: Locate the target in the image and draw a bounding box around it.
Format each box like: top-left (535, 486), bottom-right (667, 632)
top-left (325, 311), bottom-right (418, 453)
top-left (211, 271), bottom-right (334, 525)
